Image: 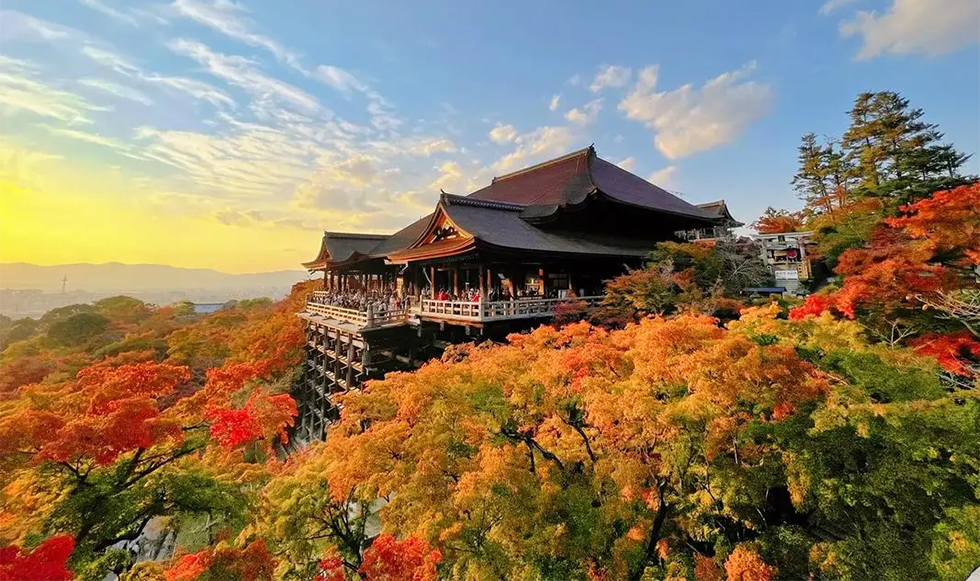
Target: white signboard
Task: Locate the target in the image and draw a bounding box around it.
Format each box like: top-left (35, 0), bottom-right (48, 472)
top-left (774, 269), bottom-right (799, 281)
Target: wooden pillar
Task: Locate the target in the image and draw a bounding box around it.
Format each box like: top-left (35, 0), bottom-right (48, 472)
top-left (429, 266), bottom-right (436, 299)
top-left (479, 265), bottom-right (486, 297)
top-left (539, 267), bottom-right (546, 296)
top-left (333, 329), bottom-right (342, 388)
top-left (487, 266), bottom-right (493, 299)
top-left (346, 334), bottom-right (355, 388)
top-left (453, 267), bottom-right (459, 295)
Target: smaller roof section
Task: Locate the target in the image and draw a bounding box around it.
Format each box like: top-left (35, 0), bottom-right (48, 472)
top-left (302, 231), bottom-right (389, 270)
top-left (696, 200), bottom-right (744, 227)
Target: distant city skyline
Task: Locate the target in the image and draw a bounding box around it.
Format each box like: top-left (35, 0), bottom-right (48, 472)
top-left (1, 0), bottom-right (977, 272)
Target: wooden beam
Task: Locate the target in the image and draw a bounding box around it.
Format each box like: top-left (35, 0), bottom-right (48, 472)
top-left (346, 333), bottom-right (355, 388)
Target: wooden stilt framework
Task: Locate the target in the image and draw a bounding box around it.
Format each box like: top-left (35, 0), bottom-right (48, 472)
top-left (298, 318), bottom-right (370, 441)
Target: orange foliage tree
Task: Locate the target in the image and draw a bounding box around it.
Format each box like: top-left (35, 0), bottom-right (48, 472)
top-left (0, 534), bottom-right (75, 581)
top-left (0, 282), bottom-right (313, 579)
top-left (790, 183), bottom-right (980, 373)
top-left (164, 540), bottom-right (275, 581)
top-left (752, 207), bottom-right (805, 234)
top-left (256, 305), bottom-right (977, 580)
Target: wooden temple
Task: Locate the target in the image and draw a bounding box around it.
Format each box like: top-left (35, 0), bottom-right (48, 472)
top-left (294, 146), bottom-right (726, 439)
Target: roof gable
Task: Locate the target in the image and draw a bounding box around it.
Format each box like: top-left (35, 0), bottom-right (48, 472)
top-left (696, 199), bottom-right (744, 226)
top-left (301, 231), bottom-right (389, 270)
top-left (467, 146), bottom-right (714, 222)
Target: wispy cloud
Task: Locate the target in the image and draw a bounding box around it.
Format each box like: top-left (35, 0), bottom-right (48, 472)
top-left (616, 157), bottom-right (636, 171)
top-left (647, 166), bottom-right (677, 186)
top-left (170, 0), bottom-right (302, 67)
top-left (548, 94), bottom-right (561, 111)
top-left (0, 69), bottom-right (109, 125)
top-left (489, 123), bottom-right (517, 144)
top-left (167, 38), bottom-right (321, 113)
top-left (564, 99), bottom-right (603, 125)
top-left (42, 124), bottom-right (131, 150)
top-left (78, 78), bottom-right (153, 105)
top-left (75, 44), bottom-right (236, 109)
top-left (80, 46), bottom-right (142, 76)
top-left (589, 65), bottom-right (632, 93)
top-left (142, 73), bottom-right (236, 108)
top-left (819, 0), bottom-right (863, 15)
top-left (76, 0), bottom-right (138, 25)
top-left (618, 62), bottom-right (773, 159)
top-left (0, 10), bottom-right (90, 43)
top-left (492, 125), bottom-right (577, 173)
top-left (315, 65), bottom-right (368, 93)
top-left (839, 0), bottom-right (980, 59)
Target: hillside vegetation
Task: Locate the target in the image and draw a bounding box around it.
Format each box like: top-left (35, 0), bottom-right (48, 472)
top-left (1, 91), bottom-right (978, 581)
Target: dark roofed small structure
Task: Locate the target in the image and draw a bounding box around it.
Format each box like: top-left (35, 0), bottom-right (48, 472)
top-left (696, 199), bottom-right (744, 227)
top-left (302, 232), bottom-right (390, 271)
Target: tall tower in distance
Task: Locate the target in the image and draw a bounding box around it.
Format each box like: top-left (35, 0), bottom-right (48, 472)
top-left (61, 275), bottom-right (67, 294)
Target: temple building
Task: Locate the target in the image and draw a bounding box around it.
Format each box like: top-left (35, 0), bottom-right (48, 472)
top-left (294, 146), bottom-right (730, 440)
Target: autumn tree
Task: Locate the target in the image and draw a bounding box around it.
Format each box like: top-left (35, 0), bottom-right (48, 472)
top-left (0, 316), bottom-right (39, 352)
top-left (47, 312), bottom-right (109, 347)
top-left (0, 534), bottom-right (75, 581)
top-left (95, 296), bottom-right (153, 326)
top-left (163, 540), bottom-right (275, 581)
top-left (751, 207), bottom-right (805, 234)
top-left (0, 283), bottom-right (312, 579)
top-left (796, 182), bottom-right (980, 357)
top-left (598, 241), bottom-right (767, 325)
top-left (253, 306), bottom-right (978, 580)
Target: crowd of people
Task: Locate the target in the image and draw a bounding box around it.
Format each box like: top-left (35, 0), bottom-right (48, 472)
top-left (430, 287), bottom-right (484, 302)
top-left (308, 290), bottom-right (407, 314)
top-left (309, 284), bottom-right (576, 315)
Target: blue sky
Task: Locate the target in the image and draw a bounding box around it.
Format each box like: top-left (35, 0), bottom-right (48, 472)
top-left (0, 0), bottom-right (977, 271)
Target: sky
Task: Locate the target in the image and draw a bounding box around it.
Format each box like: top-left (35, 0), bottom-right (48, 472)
top-left (0, 0), bottom-right (977, 273)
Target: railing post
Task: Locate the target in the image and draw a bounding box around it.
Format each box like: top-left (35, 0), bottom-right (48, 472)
top-left (365, 304), bottom-right (375, 328)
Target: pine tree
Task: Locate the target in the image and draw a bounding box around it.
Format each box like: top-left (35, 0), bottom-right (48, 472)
top-left (791, 133), bottom-right (833, 214)
top-left (823, 140), bottom-right (854, 210)
top-left (841, 91), bottom-right (973, 202)
top-left (841, 92), bottom-right (887, 190)
top-left (792, 133), bottom-right (855, 220)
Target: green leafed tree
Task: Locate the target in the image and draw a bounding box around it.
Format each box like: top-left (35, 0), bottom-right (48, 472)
top-left (840, 91), bottom-right (974, 203)
top-left (47, 313), bottom-right (110, 347)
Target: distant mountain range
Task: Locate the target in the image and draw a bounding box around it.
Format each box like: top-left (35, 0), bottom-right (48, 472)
top-left (0, 262), bottom-right (313, 293)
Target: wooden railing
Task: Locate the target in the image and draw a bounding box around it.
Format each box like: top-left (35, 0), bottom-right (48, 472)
top-left (305, 292), bottom-right (409, 329)
top-left (417, 299), bottom-right (483, 320)
top-left (417, 296), bottom-right (604, 322)
top-left (305, 292), bottom-right (604, 327)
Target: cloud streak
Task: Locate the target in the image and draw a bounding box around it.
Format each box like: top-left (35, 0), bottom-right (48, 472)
top-left (839, 0), bottom-right (980, 59)
top-left (618, 62), bottom-right (773, 159)
top-left (78, 78), bottom-right (153, 105)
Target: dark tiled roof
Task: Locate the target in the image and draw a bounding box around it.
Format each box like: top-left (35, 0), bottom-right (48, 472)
top-left (305, 146), bottom-right (726, 268)
top-left (439, 194), bottom-right (653, 257)
top-left (591, 157), bottom-right (713, 220)
top-left (367, 214), bottom-right (431, 257)
top-left (468, 146), bottom-right (714, 222)
top-left (468, 148), bottom-right (594, 207)
top-left (696, 199), bottom-right (744, 226)
top-left (301, 232), bottom-right (390, 269)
